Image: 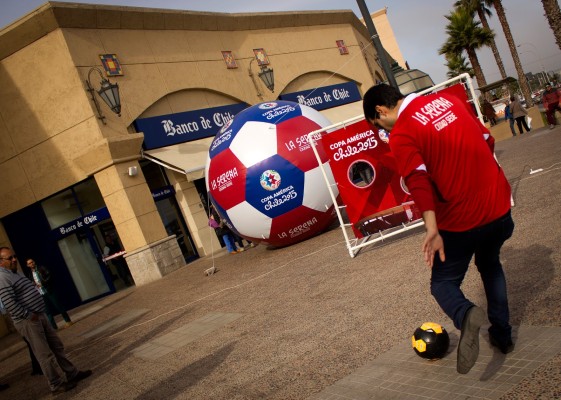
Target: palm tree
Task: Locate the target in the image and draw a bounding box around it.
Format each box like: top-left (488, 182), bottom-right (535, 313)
top-left (455, 0), bottom-right (507, 79)
top-left (445, 52), bottom-right (475, 79)
top-left (491, 0), bottom-right (534, 107)
top-left (439, 7), bottom-right (494, 90)
top-left (541, 0), bottom-right (561, 51)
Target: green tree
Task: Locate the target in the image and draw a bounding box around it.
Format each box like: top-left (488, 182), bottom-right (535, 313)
top-left (439, 7), bottom-right (494, 90)
top-left (445, 52), bottom-right (474, 79)
top-left (541, 0), bottom-right (561, 52)
top-left (455, 0), bottom-right (507, 79)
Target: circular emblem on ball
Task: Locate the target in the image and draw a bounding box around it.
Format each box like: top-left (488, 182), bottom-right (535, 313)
top-left (260, 170), bottom-right (281, 191)
top-left (259, 102), bottom-right (278, 110)
top-left (378, 128), bottom-right (389, 143)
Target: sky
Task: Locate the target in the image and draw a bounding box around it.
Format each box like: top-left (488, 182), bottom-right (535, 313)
top-left (1, 0), bottom-right (560, 87)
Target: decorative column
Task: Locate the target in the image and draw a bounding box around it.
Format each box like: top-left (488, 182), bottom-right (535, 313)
top-left (94, 161), bottom-right (184, 285)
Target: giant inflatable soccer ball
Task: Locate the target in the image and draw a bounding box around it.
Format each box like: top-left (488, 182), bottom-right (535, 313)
top-left (205, 100), bottom-right (338, 247)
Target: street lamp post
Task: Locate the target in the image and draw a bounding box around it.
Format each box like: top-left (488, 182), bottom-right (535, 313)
top-left (517, 43), bottom-right (548, 85)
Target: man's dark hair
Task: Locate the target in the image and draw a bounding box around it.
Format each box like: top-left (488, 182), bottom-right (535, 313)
top-left (363, 84), bottom-right (405, 121)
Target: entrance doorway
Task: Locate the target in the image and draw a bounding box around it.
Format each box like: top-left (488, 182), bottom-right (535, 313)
top-left (41, 179), bottom-right (134, 302)
top-left (156, 196), bottom-right (198, 262)
top-left (140, 160), bottom-right (199, 263)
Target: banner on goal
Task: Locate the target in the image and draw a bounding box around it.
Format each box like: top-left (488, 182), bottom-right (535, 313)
top-left (320, 118), bottom-right (420, 238)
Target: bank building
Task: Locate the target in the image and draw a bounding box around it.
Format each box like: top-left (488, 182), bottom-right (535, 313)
top-left (0, 2), bottom-right (432, 336)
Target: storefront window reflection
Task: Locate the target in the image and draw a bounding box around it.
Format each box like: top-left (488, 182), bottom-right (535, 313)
top-left (42, 179), bottom-right (105, 229)
top-left (141, 160), bottom-right (199, 263)
top-left (40, 178), bottom-right (127, 301)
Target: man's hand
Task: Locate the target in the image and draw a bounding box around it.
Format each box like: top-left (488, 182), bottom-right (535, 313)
top-left (421, 210), bottom-right (445, 268)
top-left (422, 230), bottom-right (445, 267)
top-left (29, 312), bottom-right (39, 322)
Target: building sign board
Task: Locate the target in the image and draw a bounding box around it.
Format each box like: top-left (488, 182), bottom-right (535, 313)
top-left (279, 82), bottom-right (361, 111)
top-left (52, 207), bottom-right (111, 240)
top-left (135, 103), bottom-right (248, 150)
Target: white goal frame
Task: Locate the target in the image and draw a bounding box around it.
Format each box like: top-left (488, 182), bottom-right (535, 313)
top-left (307, 73), bottom-right (481, 257)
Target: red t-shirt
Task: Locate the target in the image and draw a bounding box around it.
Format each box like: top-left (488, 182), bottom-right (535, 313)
top-left (389, 92), bottom-right (511, 232)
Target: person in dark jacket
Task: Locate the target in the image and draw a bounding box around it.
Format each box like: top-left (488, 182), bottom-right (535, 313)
top-left (503, 101), bottom-right (516, 136)
top-left (26, 258), bottom-right (73, 330)
top-left (541, 83), bottom-right (561, 129)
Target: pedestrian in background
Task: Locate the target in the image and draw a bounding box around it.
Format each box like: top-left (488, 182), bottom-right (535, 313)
top-left (26, 258), bottom-right (73, 330)
top-left (503, 100), bottom-right (516, 136)
top-left (482, 99), bottom-right (497, 126)
top-left (510, 95), bottom-right (531, 135)
top-left (541, 83), bottom-right (561, 129)
top-left (363, 84), bottom-right (515, 374)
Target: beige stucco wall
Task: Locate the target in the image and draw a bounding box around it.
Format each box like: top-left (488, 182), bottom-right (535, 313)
top-left (0, 3), bottom-right (382, 284)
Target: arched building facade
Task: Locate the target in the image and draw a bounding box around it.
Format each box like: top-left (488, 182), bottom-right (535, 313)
top-left (0, 2), bottom-right (385, 323)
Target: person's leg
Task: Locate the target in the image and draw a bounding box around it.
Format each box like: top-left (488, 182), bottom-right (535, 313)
top-left (554, 104), bottom-right (561, 125)
top-left (232, 233), bottom-right (245, 251)
top-left (430, 230), bottom-right (476, 330)
top-left (545, 104), bottom-right (559, 125)
top-left (40, 315), bottom-right (81, 380)
top-left (221, 233), bottom-right (236, 253)
top-left (474, 212), bottom-right (515, 352)
top-left (522, 117), bottom-right (530, 132)
top-left (509, 119), bottom-right (516, 135)
top-left (515, 117), bottom-right (524, 134)
top-left (42, 295), bottom-right (58, 330)
top-left (545, 104), bottom-right (553, 125)
top-left (15, 317), bottom-right (65, 391)
top-left (46, 293), bottom-right (71, 324)
top-left (114, 259), bottom-right (132, 286)
top-left (23, 337), bottom-right (43, 375)
top-left (431, 230), bottom-right (484, 373)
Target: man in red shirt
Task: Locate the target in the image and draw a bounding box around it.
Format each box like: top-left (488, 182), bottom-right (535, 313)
top-left (363, 84), bottom-right (514, 374)
top-left (542, 83), bottom-right (561, 129)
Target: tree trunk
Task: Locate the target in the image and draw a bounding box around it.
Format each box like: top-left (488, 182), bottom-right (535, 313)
top-left (542, 0), bottom-right (561, 51)
top-left (493, 0), bottom-right (534, 107)
top-left (466, 47), bottom-right (487, 90)
top-left (477, 7), bottom-right (507, 79)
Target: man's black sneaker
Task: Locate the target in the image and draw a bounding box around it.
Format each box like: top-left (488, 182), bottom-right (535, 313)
top-left (490, 335), bottom-right (514, 354)
top-left (51, 381), bottom-right (77, 396)
top-left (457, 306), bottom-right (486, 374)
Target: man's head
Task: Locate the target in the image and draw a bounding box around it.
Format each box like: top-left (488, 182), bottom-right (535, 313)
top-left (0, 247), bottom-right (18, 273)
top-left (26, 258), bottom-right (37, 270)
top-left (546, 83), bottom-right (552, 91)
top-left (363, 84), bottom-right (405, 131)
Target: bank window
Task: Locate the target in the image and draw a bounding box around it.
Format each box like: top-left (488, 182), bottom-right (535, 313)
top-left (41, 178), bottom-right (105, 229)
top-left (140, 159), bottom-right (169, 190)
